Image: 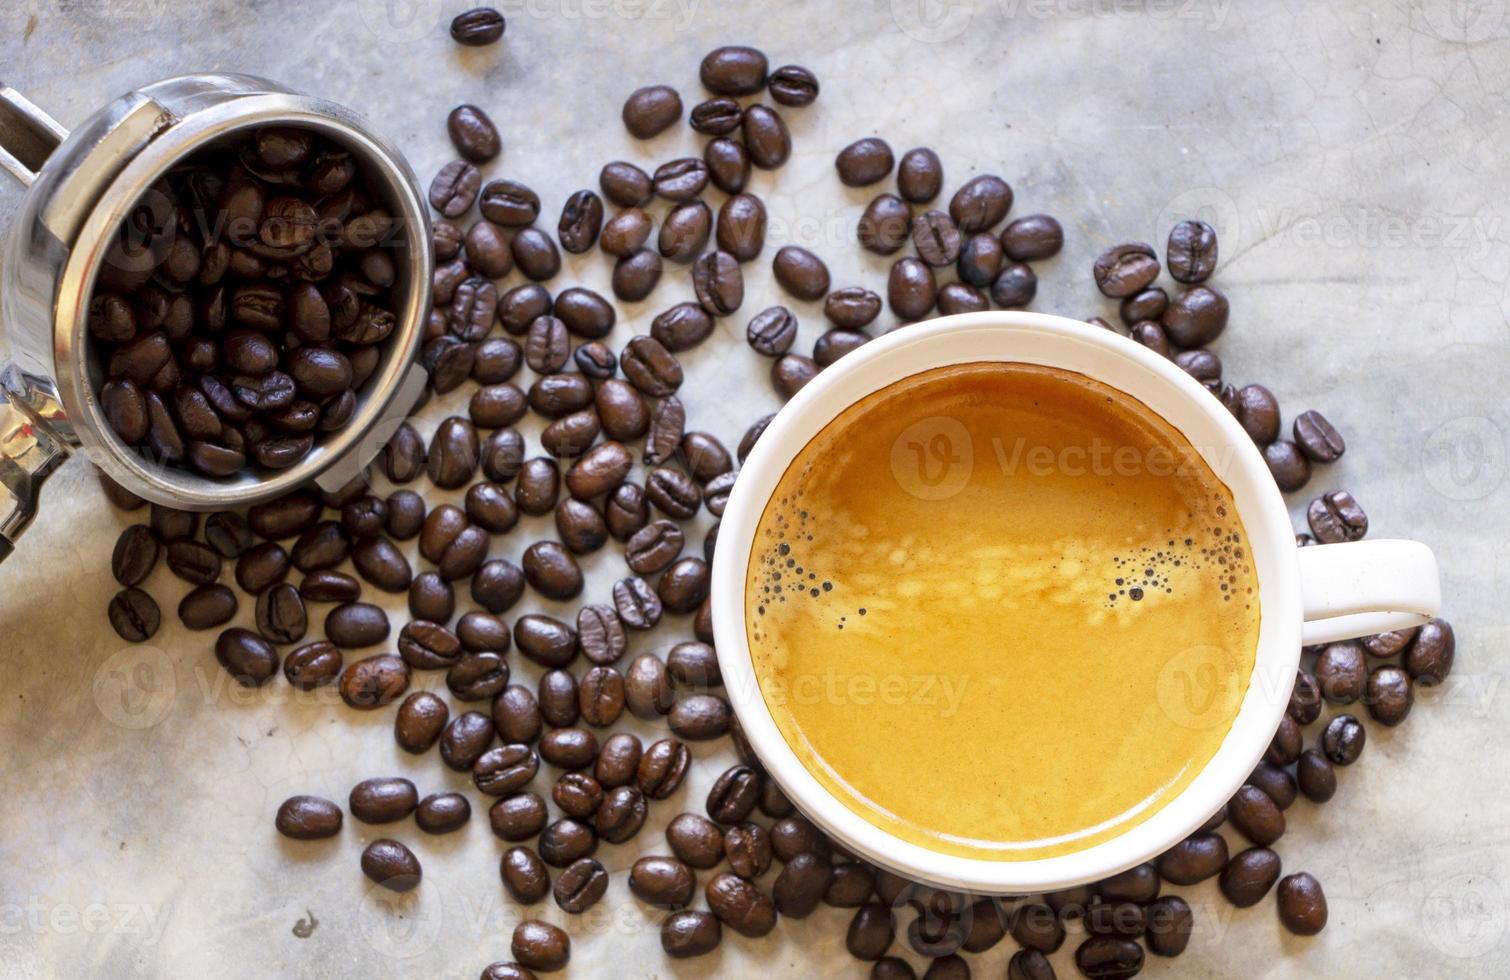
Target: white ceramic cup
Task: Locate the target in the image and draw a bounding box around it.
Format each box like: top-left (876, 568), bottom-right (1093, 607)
top-left (711, 311), bottom-right (1441, 895)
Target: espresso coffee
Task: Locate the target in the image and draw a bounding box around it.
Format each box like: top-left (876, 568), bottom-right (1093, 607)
top-left (746, 362), bottom-right (1260, 860)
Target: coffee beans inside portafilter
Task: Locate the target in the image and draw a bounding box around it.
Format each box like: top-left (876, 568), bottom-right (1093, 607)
top-left (90, 126), bottom-right (408, 479)
top-left (91, 29), bottom-right (1455, 979)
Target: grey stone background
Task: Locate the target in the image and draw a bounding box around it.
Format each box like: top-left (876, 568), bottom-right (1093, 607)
top-left (0, 0), bottom-right (1507, 977)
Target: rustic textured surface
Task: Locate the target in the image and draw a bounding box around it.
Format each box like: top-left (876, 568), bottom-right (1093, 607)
top-left (0, 1), bottom-right (1506, 977)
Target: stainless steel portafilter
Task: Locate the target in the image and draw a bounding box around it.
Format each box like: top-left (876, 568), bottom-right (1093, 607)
top-left (0, 73), bottom-right (433, 560)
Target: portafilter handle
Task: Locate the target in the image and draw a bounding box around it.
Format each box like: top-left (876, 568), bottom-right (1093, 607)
top-left (0, 84), bottom-right (71, 560)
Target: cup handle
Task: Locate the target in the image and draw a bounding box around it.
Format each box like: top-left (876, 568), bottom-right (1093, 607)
top-left (1296, 539), bottom-right (1441, 646)
top-left (0, 84), bottom-right (68, 188)
top-left (0, 364), bottom-right (71, 561)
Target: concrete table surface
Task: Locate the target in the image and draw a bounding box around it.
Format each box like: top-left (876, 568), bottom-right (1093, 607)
top-left (1, 1), bottom-right (1507, 977)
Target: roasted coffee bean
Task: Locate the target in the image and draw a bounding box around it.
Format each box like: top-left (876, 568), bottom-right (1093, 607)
top-left (1294, 409), bottom-right (1345, 462)
top-left (612, 576), bottom-right (662, 631)
top-left (557, 190), bottom-right (603, 254)
top-left (638, 737), bottom-right (691, 799)
top-left (889, 257), bottom-right (937, 320)
top-left (609, 247), bottom-right (661, 301)
top-left (623, 85), bottom-right (682, 139)
top-left (107, 587), bottom-right (160, 642)
top-left (836, 138), bottom-right (894, 187)
top-left (564, 441), bottom-right (632, 500)
top-left (512, 920), bottom-right (570, 972)
top-left (825, 287), bottom-right (883, 330)
top-left (555, 499), bottom-right (607, 555)
top-left (653, 158), bottom-right (709, 202)
top-left (618, 335), bottom-right (682, 397)
top-left (626, 855), bottom-right (697, 910)
top-left (1228, 784), bottom-right (1286, 844)
top-left (1264, 441), bottom-right (1312, 492)
top-left (375, 493), bottom-right (422, 543)
top-left (1129, 320), bottom-right (1171, 357)
top-left (772, 354), bottom-right (819, 399)
top-left (706, 872), bottom-right (777, 938)
top-left (279, 641), bottom-right (341, 692)
top-left (858, 194), bottom-right (912, 255)
top-left (658, 200), bottom-right (712, 269)
top-left (492, 685), bottom-right (541, 745)
top-left (772, 853), bottom-right (833, 919)
top-left (448, 276), bottom-right (498, 342)
top-left (339, 654), bottom-right (410, 709)
top-left (990, 261), bottom-right (1038, 309)
top-left (394, 691), bottom-right (449, 753)
top-left (644, 467), bottom-right (699, 520)
top-left (577, 666), bottom-right (625, 727)
top-left (1323, 713), bottom-right (1366, 766)
top-left (1296, 749), bottom-right (1337, 803)
top-left (574, 340), bottom-right (617, 380)
top-left (383, 423), bottom-right (426, 483)
top-left (553, 771), bottom-right (605, 820)
top-left (698, 138), bottom-right (749, 197)
top-left (746, 305), bottom-right (798, 356)
top-left (667, 812), bottom-right (725, 869)
top-left (339, 498), bottom-right (387, 541)
top-left (590, 781), bottom-right (645, 842)
top-left (1162, 285), bottom-right (1229, 347)
top-left (540, 727), bottom-right (599, 771)
top-left (554, 857), bottom-right (609, 913)
top-left (199, 512), bottom-right (250, 560)
top-left (1219, 845), bottom-right (1282, 908)
top-left (765, 817), bottom-right (821, 862)
top-left (825, 863), bottom-right (877, 908)
top-left (209, 627), bottom-right (283, 684)
top-left (1097, 863), bottom-right (1160, 905)
top-left (998, 214), bottom-right (1063, 262)
top-left (511, 227), bottom-right (561, 282)
top-left (912, 210), bottom-right (962, 267)
top-left (492, 793), bottom-right (548, 842)
top-left (1157, 833), bottom-right (1228, 885)
top-left (456, 614), bottom-right (511, 655)
top-left (1405, 618), bottom-right (1455, 685)
top-left (1277, 873), bottom-right (1328, 936)
top-left (890, 146), bottom-right (943, 203)
top-left (626, 520), bottom-right (685, 576)
top-left (955, 232), bottom-right (1005, 287)
top-left (724, 822), bottom-right (773, 879)
top-left (431, 160), bottom-right (483, 218)
top-left (658, 557), bottom-right (710, 613)
top-left (464, 218), bottom-right (513, 278)
top-left (524, 316), bottom-right (570, 374)
top-left (701, 45), bottom-right (768, 94)
top-left (398, 619), bottom-right (463, 670)
top-left (432, 219), bottom-right (464, 261)
top-left (1075, 935), bottom-right (1143, 979)
top-left (716, 194), bottom-right (767, 262)
top-left (539, 817), bottom-right (598, 867)
top-left (705, 764), bottom-right (759, 824)
top-left (771, 246), bottom-right (831, 301)
top-left (247, 495), bottom-right (315, 540)
top-left (647, 305), bottom-right (712, 357)
top-left (522, 541), bottom-right (583, 600)
top-left (178, 584), bottom-right (238, 631)
top-left (275, 795), bottom-right (342, 840)
top-left (473, 743), bottom-right (540, 796)
top-left (1248, 761), bottom-right (1298, 810)
top-left (254, 583), bottom-right (306, 644)
top-left (111, 525), bottom-right (161, 586)
top-left (624, 654), bottom-right (676, 719)
top-left (599, 160), bottom-right (653, 208)
top-left (847, 903), bottom-right (896, 960)
top-left (814, 329), bottom-right (868, 367)
top-left (361, 839), bottom-right (421, 892)
top-left (553, 287), bottom-right (616, 340)
top-left (949, 175), bottom-right (1013, 233)
top-left (1119, 287), bottom-right (1168, 326)
top-left (690, 97), bottom-right (743, 135)
top-left (644, 398), bottom-right (686, 467)
top-left (1005, 950), bottom-right (1054, 980)
top-left (583, 731), bottom-right (641, 789)
top-left (449, 650), bottom-right (510, 701)
top-left (742, 104), bottom-right (790, 169)
top-left (1308, 489), bottom-right (1367, 543)
top-left (1167, 219), bottom-right (1218, 283)
top-left (1231, 384), bottom-right (1280, 444)
top-left (601, 207), bottom-right (653, 258)
top-left (767, 63), bottom-right (819, 105)
top-left (448, 104), bottom-right (501, 162)
top-left (350, 537), bottom-right (412, 592)
top-left (1007, 904), bottom-right (1065, 955)
top-left (1315, 641), bottom-right (1367, 703)
top-left (325, 602), bottom-right (390, 647)
top-left (529, 373), bottom-right (594, 419)
top-left (501, 846), bottom-right (550, 903)
top-left (662, 910), bottom-right (722, 959)
top-left (415, 792), bottom-right (471, 835)
top-left (1093, 242), bottom-right (1159, 298)
top-left (1266, 713), bottom-right (1303, 766)
top-left (694, 594), bottom-right (715, 639)
top-left (480, 429), bottom-right (528, 485)
top-left (451, 6), bottom-right (505, 44)
top-left (349, 776), bottom-right (418, 824)
top-left (235, 542), bottom-right (289, 595)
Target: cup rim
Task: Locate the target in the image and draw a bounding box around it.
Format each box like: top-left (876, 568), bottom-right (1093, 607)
top-left (710, 310), bottom-right (1301, 894)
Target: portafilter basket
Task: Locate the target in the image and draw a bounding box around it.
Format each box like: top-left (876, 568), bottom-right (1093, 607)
top-left (0, 73), bottom-right (433, 560)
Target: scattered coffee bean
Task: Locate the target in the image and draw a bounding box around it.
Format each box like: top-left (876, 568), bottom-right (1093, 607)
top-left (1277, 872), bottom-right (1327, 936)
top-left (275, 795), bottom-right (342, 840)
top-left (361, 839), bottom-right (421, 892)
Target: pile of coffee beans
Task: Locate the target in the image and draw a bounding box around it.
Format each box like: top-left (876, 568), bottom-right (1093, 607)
top-left (90, 127), bottom-right (405, 478)
top-left (92, 22), bottom-right (1458, 980)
